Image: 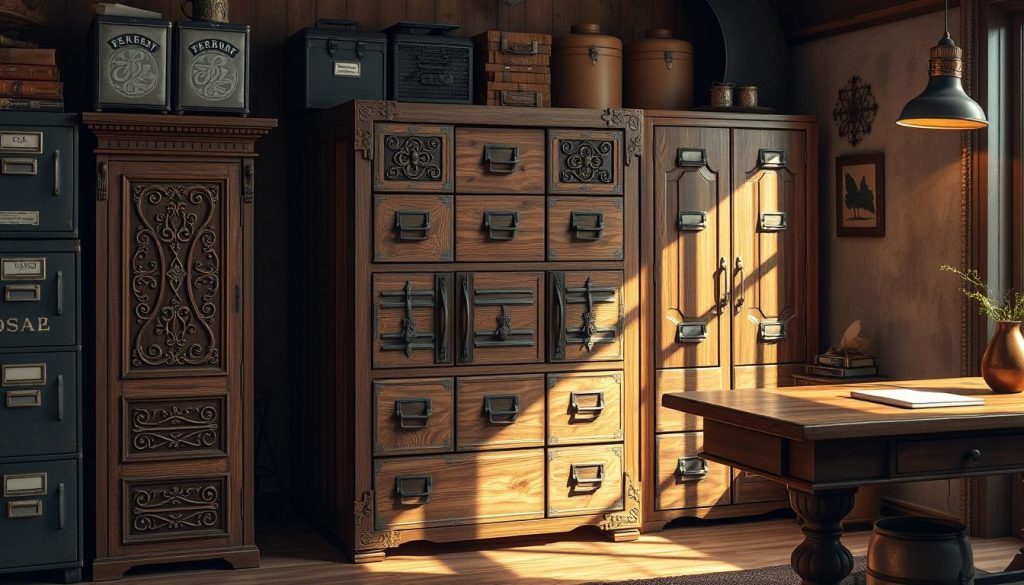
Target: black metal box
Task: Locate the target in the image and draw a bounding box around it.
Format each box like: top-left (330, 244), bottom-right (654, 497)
top-left (0, 240), bottom-right (79, 349)
top-left (384, 22), bottom-right (473, 104)
top-left (286, 19), bottom-right (387, 111)
top-left (91, 16), bottom-right (173, 113)
top-left (0, 113), bottom-right (77, 239)
top-left (0, 349), bottom-right (79, 459)
top-left (0, 457), bottom-right (80, 575)
top-left (174, 21), bottom-right (250, 115)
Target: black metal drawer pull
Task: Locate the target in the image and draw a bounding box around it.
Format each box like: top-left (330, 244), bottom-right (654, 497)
top-left (483, 144), bottom-right (520, 175)
top-left (570, 463), bottom-right (605, 489)
top-left (759, 319), bottom-right (788, 342)
top-left (1, 157), bottom-right (37, 176)
top-left (56, 270), bottom-right (63, 316)
top-left (5, 389), bottom-right (41, 408)
top-left (394, 398), bottom-right (432, 429)
top-left (56, 374), bottom-right (64, 422)
top-left (6, 499), bottom-right (42, 519)
top-left (677, 210), bottom-right (707, 232)
top-left (968, 449), bottom-right (983, 462)
top-left (394, 210), bottom-right (432, 241)
top-left (483, 394), bottom-right (519, 425)
top-left (676, 456), bottom-right (709, 482)
top-left (757, 149), bottom-right (787, 169)
top-left (5, 284), bottom-right (40, 302)
top-left (759, 211), bottom-right (788, 232)
top-left (677, 320), bottom-right (708, 343)
top-left (570, 211), bottom-right (604, 241)
top-left (501, 38), bottom-right (540, 55)
top-left (569, 391), bottom-right (605, 417)
top-left (53, 149), bottom-right (61, 197)
top-left (676, 148), bottom-right (707, 168)
top-left (58, 482), bottom-right (65, 529)
top-left (483, 210), bottom-right (519, 240)
top-left (395, 475), bottom-right (432, 504)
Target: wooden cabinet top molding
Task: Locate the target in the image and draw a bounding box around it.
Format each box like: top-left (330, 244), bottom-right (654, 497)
top-left (82, 113), bottom-right (277, 155)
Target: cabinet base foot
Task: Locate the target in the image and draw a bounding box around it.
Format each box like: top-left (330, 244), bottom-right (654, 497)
top-left (353, 549), bottom-right (387, 564)
top-left (604, 527), bottom-right (641, 542)
top-left (63, 567), bottom-right (83, 584)
top-left (92, 545), bottom-right (260, 581)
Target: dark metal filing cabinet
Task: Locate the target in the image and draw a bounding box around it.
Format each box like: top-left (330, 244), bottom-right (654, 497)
top-left (0, 113), bottom-right (79, 238)
top-left (0, 113), bottom-right (82, 584)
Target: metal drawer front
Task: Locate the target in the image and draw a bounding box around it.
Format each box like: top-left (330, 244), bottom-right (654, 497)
top-left (0, 350), bottom-right (78, 458)
top-left (0, 123), bottom-right (77, 237)
top-left (0, 249), bottom-right (78, 348)
top-left (0, 459), bottom-right (78, 570)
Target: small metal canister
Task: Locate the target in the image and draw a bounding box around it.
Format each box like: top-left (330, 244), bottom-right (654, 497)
top-left (552, 24), bottom-right (622, 109)
top-left (710, 82), bottom-right (733, 108)
top-left (174, 20), bottom-right (250, 114)
top-left (735, 85), bottom-right (758, 107)
top-left (92, 16), bottom-right (173, 112)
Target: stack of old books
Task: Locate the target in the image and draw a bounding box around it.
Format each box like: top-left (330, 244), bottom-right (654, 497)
top-left (0, 43), bottom-right (61, 111)
top-left (473, 31), bottom-right (551, 107)
top-left (805, 351), bottom-right (879, 378)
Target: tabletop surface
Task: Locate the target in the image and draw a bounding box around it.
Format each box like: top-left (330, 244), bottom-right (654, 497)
top-left (662, 377), bottom-right (1024, 441)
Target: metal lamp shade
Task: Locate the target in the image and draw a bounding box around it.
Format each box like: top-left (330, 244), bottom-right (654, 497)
top-left (897, 36), bottom-right (988, 130)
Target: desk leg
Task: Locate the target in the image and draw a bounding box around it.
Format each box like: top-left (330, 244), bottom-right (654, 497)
top-left (1008, 549), bottom-right (1024, 571)
top-left (789, 487), bottom-right (856, 585)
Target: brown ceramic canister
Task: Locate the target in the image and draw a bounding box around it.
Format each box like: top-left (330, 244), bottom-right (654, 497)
top-left (552, 23), bottom-right (622, 109)
top-left (624, 29), bottom-right (693, 110)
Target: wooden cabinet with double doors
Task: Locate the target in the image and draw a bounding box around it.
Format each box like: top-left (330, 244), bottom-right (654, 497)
top-left (640, 112), bottom-right (818, 531)
top-left (293, 102), bottom-right (641, 562)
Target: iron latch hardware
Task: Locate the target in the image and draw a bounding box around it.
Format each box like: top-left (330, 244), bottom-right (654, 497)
top-left (484, 394), bottom-right (519, 425)
top-left (482, 144), bottom-right (520, 175)
top-left (571, 211), bottom-right (604, 241)
top-left (678, 210), bottom-right (707, 232)
top-left (483, 210), bottom-right (519, 240)
top-left (676, 456), bottom-right (709, 481)
top-left (677, 320), bottom-right (708, 343)
top-left (394, 210), bottom-right (432, 241)
top-left (394, 398), bottom-right (432, 429)
top-left (395, 475), bottom-right (432, 504)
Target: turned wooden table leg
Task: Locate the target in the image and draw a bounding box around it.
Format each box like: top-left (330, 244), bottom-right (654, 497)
top-left (788, 487), bottom-right (857, 585)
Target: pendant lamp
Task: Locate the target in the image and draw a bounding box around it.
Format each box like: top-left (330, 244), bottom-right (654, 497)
top-left (896, 0), bottom-right (988, 129)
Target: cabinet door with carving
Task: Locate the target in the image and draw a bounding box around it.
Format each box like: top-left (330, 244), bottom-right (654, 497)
top-left (731, 130), bottom-right (808, 367)
top-left (102, 160), bottom-right (244, 555)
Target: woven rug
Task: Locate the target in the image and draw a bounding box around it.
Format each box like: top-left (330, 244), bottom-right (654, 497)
top-left (586, 558), bottom-right (872, 585)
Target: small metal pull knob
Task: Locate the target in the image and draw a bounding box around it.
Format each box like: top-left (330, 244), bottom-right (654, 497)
top-left (968, 449), bottom-right (982, 462)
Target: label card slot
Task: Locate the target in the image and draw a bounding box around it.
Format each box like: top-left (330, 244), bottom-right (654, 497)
top-left (3, 472), bottom-right (47, 497)
top-left (5, 389), bottom-right (41, 408)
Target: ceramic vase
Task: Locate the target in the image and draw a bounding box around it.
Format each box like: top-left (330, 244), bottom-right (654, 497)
top-left (981, 320), bottom-right (1024, 394)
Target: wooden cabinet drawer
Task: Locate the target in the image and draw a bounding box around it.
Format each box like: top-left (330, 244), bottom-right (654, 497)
top-left (547, 196), bottom-right (624, 261)
top-left (373, 450), bottom-right (545, 530)
top-left (374, 123), bottom-right (454, 193)
top-left (455, 128), bottom-right (545, 194)
top-left (455, 195), bottom-right (544, 262)
top-left (456, 271), bottom-right (544, 366)
top-left (655, 433), bottom-right (730, 511)
top-left (547, 371), bottom-right (622, 446)
top-left (456, 374), bottom-right (545, 451)
top-left (546, 444), bottom-right (624, 518)
top-left (372, 273), bottom-right (452, 369)
top-left (373, 195), bottom-right (453, 263)
top-left (548, 129), bottom-right (623, 195)
top-left (894, 433), bottom-right (1024, 476)
top-left (373, 378), bottom-right (453, 456)
top-left (731, 469), bottom-right (787, 504)
top-left (550, 270), bottom-right (623, 362)
top-left (655, 368), bottom-right (726, 433)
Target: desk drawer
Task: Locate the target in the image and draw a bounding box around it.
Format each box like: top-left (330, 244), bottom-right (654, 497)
top-left (546, 444), bottom-right (624, 518)
top-left (547, 197), bottom-right (624, 261)
top-left (456, 374), bottom-right (545, 452)
top-left (894, 433), bottom-right (1024, 476)
top-left (455, 195), bottom-right (545, 262)
top-left (373, 378), bottom-right (454, 456)
top-left (455, 128), bottom-right (545, 194)
top-left (373, 195), bottom-right (453, 263)
top-left (546, 371), bottom-right (623, 446)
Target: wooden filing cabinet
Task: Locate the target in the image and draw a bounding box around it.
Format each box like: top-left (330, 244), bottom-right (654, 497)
top-left (293, 101), bottom-right (641, 562)
top-left (84, 114), bottom-right (275, 580)
top-left (640, 112), bottom-right (819, 532)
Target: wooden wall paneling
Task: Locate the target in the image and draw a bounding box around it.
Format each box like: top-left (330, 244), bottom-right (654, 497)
top-left (652, 0), bottom-right (677, 33)
top-left (379, 0), bottom-right (407, 29)
top-left (552, 0), bottom-right (581, 36)
top-left (524, 0), bottom-right (552, 34)
top-left (347, 0), bottom-right (380, 29)
top-left (317, 0), bottom-right (348, 20)
top-left (463, 0), bottom-right (499, 37)
top-left (408, 0), bottom-right (437, 22)
top-left (498, 0), bottom-right (527, 32)
top-left (436, 0), bottom-right (465, 29)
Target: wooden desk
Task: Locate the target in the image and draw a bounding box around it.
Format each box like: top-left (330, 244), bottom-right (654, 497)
top-left (663, 377), bottom-right (1024, 585)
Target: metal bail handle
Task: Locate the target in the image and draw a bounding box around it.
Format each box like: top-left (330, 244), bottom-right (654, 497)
top-left (484, 394), bottom-right (520, 424)
top-left (483, 144), bottom-right (520, 175)
top-left (395, 475), bottom-right (433, 503)
top-left (570, 211), bottom-right (605, 241)
top-left (483, 210), bottom-right (520, 241)
top-left (676, 456), bottom-right (709, 481)
top-left (570, 462), bottom-right (605, 488)
top-left (394, 210), bottom-right (432, 241)
top-left (394, 398), bottom-right (432, 429)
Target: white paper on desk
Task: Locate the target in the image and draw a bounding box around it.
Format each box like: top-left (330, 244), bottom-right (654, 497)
top-left (850, 388), bottom-right (985, 409)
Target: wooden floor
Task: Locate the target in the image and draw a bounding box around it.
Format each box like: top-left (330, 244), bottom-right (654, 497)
top-left (20, 512), bottom-right (1016, 585)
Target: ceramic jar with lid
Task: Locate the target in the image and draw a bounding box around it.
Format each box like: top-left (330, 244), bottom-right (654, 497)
top-left (552, 23), bottom-right (622, 109)
top-left (624, 29), bottom-right (693, 110)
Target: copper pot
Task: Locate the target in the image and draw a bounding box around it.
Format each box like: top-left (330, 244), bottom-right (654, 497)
top-left (624, 29), bottom-right (693, 110)
top-left (552, 24), bottom-right (622, 109)
top-left (981, 320), bottom-right (1024, 394)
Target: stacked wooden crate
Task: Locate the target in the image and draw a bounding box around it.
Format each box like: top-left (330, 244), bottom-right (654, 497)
top-left (474, 31), bottom-right (551, 107)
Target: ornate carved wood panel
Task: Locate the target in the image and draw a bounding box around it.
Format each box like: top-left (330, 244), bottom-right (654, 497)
top-left (122, 476), bottom-right (228, 544)
top-left (122, 396), bottom-right (226, 461)
top-left (373, 123), bottom-right (453, 193)
top-left (548, 129), bottom-right (624, 195)
top-left (124, 180), bottom-right (226, 377)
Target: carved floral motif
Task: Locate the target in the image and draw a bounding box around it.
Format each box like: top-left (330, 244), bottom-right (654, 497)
top-left (127, 478), bottom-right (225, 540)
top-left (384, 135), bottom-right (443, 182)
top-left (559, 140), bottom-right (614, 184)
top-left (128, 399), bottom-right (221, 455)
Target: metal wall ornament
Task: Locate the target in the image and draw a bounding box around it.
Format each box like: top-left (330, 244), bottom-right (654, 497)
top-left (833, 76), bottom-right (878, 147)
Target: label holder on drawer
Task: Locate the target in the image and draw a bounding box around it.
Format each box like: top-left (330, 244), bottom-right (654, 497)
top-left (0, 132), bottom-right (43, 154)
top-left (3, 472), bottom-right (47, 497)
top-left (2, 362), bottom-right (46, 386)
top-left (5, 283), bottom-right (40, 302)
top-left (6, 499), bottom-right (43, 519)
top-left (1, 258), bottom-right (46, 281)
top-left (1, 158), bottom-right (38, 176)
top-left (5, 389), bottom-right (41, 408)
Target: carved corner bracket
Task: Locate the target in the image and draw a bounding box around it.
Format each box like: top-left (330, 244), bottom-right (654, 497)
top-left (355, 101), bottom-right (400, 161)
top-left (354, 490), bottom-right (401, 550)
top-left (243, 159), bottom-right (255, 204)
top-left (601, 108), bottom-right (644, 166)
top-left (601, 473), bottom-right (641, 531)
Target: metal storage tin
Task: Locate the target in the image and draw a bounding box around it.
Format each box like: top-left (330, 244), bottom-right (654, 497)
top-left (0, 240), bottom-right (79, 349)
top-left (624, 29), bottom-right (693, 110)
top-left (384, 21), bottom-right (473, 104)
top-left (552, 24), bottom-right (622, 109)
top-left (91, 16), bottom-right (172, 113)
top-left (173, 20), bottom-right (250, 115)
top-left (0, 113), bottom-right (77, 239)
top-left (286, 19), bottom-right (386, 111)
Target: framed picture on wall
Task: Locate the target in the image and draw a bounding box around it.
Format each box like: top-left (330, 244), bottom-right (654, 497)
top-left (835, 153), bottom-right (885, 237)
